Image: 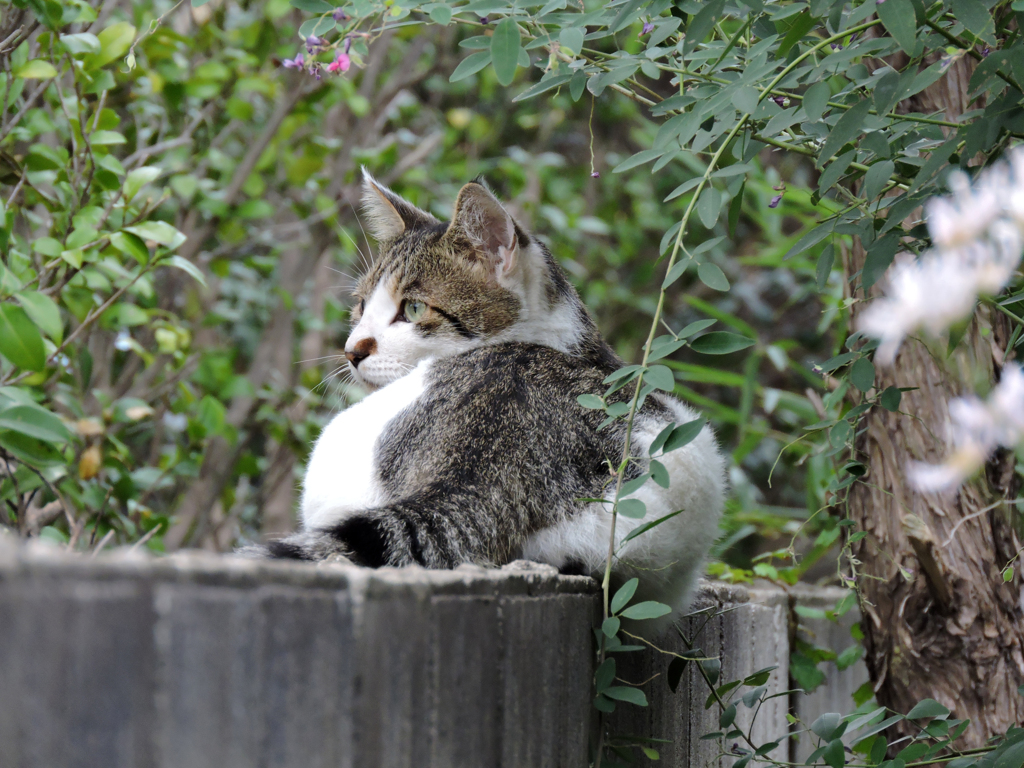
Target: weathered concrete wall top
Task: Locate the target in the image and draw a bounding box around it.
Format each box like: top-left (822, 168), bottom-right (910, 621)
top-left (0, 535), bottom-right (860, 768)
top-left (0, 538), bottom-right (598, 768)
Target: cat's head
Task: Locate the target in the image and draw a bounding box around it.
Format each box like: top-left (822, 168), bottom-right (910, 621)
top-left (344, 170), bottom-right (605, 390)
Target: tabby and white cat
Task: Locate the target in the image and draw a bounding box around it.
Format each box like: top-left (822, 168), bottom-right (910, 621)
top-left (258, 171), bottom-right (726, 621)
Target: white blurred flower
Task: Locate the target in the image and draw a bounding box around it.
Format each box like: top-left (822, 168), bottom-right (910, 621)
top-left (114, 331), bottom-right (133, 351)
top-left (909, 364), bottom-right (1024, 493)
top-left (859, 147), bottom-right (1024, 365)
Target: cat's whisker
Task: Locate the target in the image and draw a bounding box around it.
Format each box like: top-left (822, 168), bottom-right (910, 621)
top-left (338, 221), bottom-right (373, 276)
top-left (349, 201), bottom-right (376, 269)
top-left (296, 355), bottom-right (344, 366)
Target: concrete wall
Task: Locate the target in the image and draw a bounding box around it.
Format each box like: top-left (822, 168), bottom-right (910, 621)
top-left (0, 537), bottom-right (867, 768)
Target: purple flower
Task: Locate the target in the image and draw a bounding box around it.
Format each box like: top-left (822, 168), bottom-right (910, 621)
top-left (282, 52), bottom-right (304, 69)
top-left (771, 95), bottom-right (787, 107)
top-left (306, 35), bottom-right (325, 53)
top-left (479, 16), bottom-right (489, 24)
top-left (344, 36), bottom-right (352, 54)
top-left (640, 21), bottom-right (655, 36)
top-left (327, 52), bottom-right (351, 73)
top-left (769, 194), bottom-right (783, 208)
top-left (982, 47), bottom-right (991, 57)
top-left (332, 8), bottom-right (348, 21)
top-left (591, 171), bottom-right (600, 178)
top-left (831, 43), bottom-right (843, 50)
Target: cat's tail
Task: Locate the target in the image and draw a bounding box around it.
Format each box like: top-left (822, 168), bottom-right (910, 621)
top-left (235, 529), bottom-right (355, 563)
top-left (245, 493), bottom-right (506, 569)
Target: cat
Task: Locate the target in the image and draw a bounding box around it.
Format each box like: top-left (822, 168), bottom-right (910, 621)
top-left (254, 170), bottom-right (726, 622)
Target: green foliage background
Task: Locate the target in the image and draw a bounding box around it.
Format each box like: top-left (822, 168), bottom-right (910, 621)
top-left (0, 0), bottom-right (851, 571)
top-left (4, 0), bottom-right (1024, 763)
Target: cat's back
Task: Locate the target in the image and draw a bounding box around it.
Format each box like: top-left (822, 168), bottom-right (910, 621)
top-left (375, 342), bottom-right (649, 497)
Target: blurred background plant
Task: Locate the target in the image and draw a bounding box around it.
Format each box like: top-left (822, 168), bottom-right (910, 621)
top-left (2, 0), bottom-right (1024, 760)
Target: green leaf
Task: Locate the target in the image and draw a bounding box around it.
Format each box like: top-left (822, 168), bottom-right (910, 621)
top-left (0, 404), bottom-right (71, 444)
top-left (125, 221), bottom-right (187, 249)
top-left (697, 262), bottom-right (730, 292)
top-left (777, 10), bottom-right (815, 58)
top-left (662, 259), bottom-right (689, 289)
top-left (836, 644), bottom-right (863, 671)
top-left (577, 394), bottom-right (605, 410)
top-left (1004, 566), bottom-right (1014, 582)
top-left (950, 0), bottom-right (996, 44)
top-left (165, 255), bottom-right (207, 287)
top-left (876, 0), bottom-right (917, 54)
top-left (993, 741), bottom-right (1024, 768)
top-left (109, 231), bottom-right (150, 264)
top-left (690, 332), bottom-right (755, 355)
top-left (906, 699), bottom-right (951, 720)
top-left (90, 130), bottom-right (126, 146)
top-left (490, 19), bottom-right (521, 87)
top-left (613, 149), bottom-right (663, 174)
top-left (297, 16), bottom-right (334, 38)
top-left (560, 26), bottom-right (584, 55)
top-left (663, 419), bottom-right (705, 453)
top-left (429, 5), bottom-right (452, 25)
top-left (812, 713), bottom-right (844, 741)
top-left (649, 459), bottom-right (669, 488)
top-left (602, 616), bottom-right (621, 638)
top-left (880, 386), bottom-right (902, 412)
top-left (87, 21), bottom-right (136, 70)
top-left (684, 0), bottom-right (725, 52)
top-left (697, 187), bottom-right (723, 229)
top-left (290, 0), bottom-right (332, 10)
top-left (816, 99), bottom-right (871, 168)
top-left (646, 364), bottom-right (675, 392)
top-left (0, 304), bottom-right (46, 372)
top-left (850, 357), bottom-right (875, 393)
top-left (803, 81), bottom-right (831, 122)
top-left (617, 498), bottom-right (647, 519)
top-left (862, 234), bottom-right (899, 291)
top-left (720, 702), bottom-right (737, 728)
top-left (191, 0), bottom-right (212, 6)
top-left (824, 738), bottom-right (846, 768)
top-left (450, 51), bottom-right (492, 82)
top-left (13, 59), bottom-right (59, 79)
top-left (124, 166), bottom-right (161, 201)
top-left (611, 578), bottom-right (639, 614)
top-left (622, 510), bottom-right (682, 545)
top-left (603, 685), bottom-right (648, 706)
top-left (570, 69), bottom-right (586, 101)
top-left (620, 601), bottom-right (672, 620)
top-left (818, 150), bottom-right (856, 195)
top-left (863, 160), bottom-right (895, 202)
top-left (15, 291), bottom-right (62, 342)
top-left (513, 73), bottom-right (572, 102)
top-left (594, 657), bottom-right (616, 692)
top-left (60, 33), bottom-right (101, 56)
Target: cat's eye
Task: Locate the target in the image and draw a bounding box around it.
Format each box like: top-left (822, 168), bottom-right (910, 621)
top-left (403, 300), bottom-right (427, 322)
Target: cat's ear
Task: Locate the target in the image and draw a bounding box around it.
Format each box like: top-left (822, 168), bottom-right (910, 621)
top-left (361, 168), bottom-right (437, 240)
top-left (447, 181), bottom-right (520, 277)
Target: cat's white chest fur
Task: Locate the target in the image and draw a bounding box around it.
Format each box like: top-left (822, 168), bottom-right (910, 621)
top-left (301, 360), bottom-right (431, 530)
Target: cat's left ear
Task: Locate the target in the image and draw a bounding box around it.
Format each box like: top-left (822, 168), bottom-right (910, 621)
top-left (447, 182), bottom-right (522, 278)
top-left (361, 168), bottom-right (438, 241)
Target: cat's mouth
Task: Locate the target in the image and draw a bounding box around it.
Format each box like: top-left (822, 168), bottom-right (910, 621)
top-left (350, 355), bottom-right (413, 390)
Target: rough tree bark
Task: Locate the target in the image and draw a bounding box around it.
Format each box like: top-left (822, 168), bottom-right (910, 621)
top-left (845, 54), bottom-right (1024, 744)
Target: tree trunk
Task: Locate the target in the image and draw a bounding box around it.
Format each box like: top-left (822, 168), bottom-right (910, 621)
top-left (845, 54), bottom-right (1024, 744)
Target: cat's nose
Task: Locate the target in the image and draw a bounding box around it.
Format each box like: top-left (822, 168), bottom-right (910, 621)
top-left (345, 337), bottom-right (377, 368)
